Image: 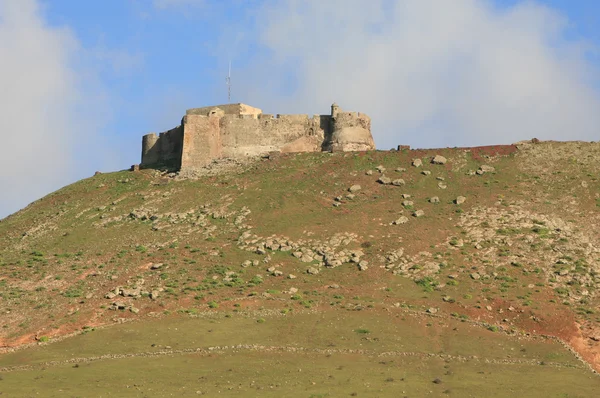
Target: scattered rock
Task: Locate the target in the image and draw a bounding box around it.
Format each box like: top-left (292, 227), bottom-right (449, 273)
top-left (105, 292), bottom-right (116, 299)
top-left (366, 170), bottom-right (373, 175)
top-left (470, 272), bottom-right (481, 280)
top-left (358, 261), bottom-right (369, 271)
top-left (427, 307), bottom-right (438, 314)
top-left (438, 182), bottom-right (447, 190)
top-left (393, 216), bottom-right (409, 225)
top-left (402, 200), bottom-right (414, 207)
top-left (376, 165), bottom-right (386, 173)
top-left (432, 155), bottom-right (447, 165)
top-left (429, 197), bottom-right (440, 203)
top-left (288, 274), bottom-right (297, 279)
top-left (348, 184), bottom-right (362, 193)
top-left (421, 170), bottom-right (431, 176)
top-left (413, 210), bottom-right (425, 218)
top-left (378, 176), bottom-right (392, 185)
top-left (455, 196), bottom-right (466, 205)
top-left (307, 267), bottom-right (320, 275)
top-left (150, 263), bottom-right (163, 270)
top-left (392, 179), bottom-right (405, 186)
top-left (412, 159), bottom-right (423, 168)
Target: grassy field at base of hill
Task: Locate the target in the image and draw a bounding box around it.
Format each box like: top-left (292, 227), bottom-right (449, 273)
top-left (0, 310), bottom-right (598, 397)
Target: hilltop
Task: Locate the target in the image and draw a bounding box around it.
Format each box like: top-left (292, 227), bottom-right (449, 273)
top-left (1, 140), bottom-right (600, 396)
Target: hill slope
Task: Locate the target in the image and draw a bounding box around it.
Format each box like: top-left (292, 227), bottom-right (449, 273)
top-left (1, 140), bottom-right (600, 395)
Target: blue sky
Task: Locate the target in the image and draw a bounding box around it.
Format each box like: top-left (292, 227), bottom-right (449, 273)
top-left (1, 0), bottom-right (600, 218)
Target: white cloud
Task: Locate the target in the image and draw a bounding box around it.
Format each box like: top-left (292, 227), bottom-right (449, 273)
top-left (233, 0), bottom-right (600, 149)
top-left (0, 0), bottom-right (111, 218)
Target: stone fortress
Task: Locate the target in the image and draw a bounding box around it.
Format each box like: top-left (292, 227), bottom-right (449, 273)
top-left (140, 103), bottom-right (375, 171)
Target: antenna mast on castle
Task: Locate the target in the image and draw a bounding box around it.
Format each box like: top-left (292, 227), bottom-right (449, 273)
top-left (226, 60), bottom-right (231, 103)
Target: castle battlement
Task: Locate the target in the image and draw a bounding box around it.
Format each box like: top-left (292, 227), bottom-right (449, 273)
top-left (141, 103), bottom-right (375, 171)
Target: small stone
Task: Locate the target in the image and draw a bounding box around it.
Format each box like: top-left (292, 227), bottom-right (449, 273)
top-left (333, 202), bottom-right (341, 207)
top-left (358, 261), bottom-right (369, 271)
top-left (402, 200), bottom-right (414, 207)
top-left (438, 182), bottom-right (447, 189)
top-left (378, 176), bottom-right (392, 185)
top-left (402, 194), bottom-right (411, 199)
top-left (455, 196), bottom-right (466, 205)
top-left (392, 179), bottom-right (405, 186)
top-left (412, 159), bottom-right (423, 167)
top-left (470, 272), bottom-right (481, 280)
top-left (105, 292), bottom-right (116, 299)
top-left (432, 155), bottom-right (447, 165)
top-left (346, 193), bottom-right (356, 200)
top-left (150, 263), bottom-right (163, 270)
top-left (130, 307), bottom-right (140, 314)
top-left (413, 210), bottom-right (425, 217)
top-left (307, 267), bottom-right (319, 275)
top-left (150, 290), bottom-right (159, 300)
top-left (559, 269), bottom-right (569, 276)
top-left (427, 307), bottom-right (438, 314)
top-left (393, 216), bottom-right (409, 225)
top-left (376, 165), bottom-right (386, 173)
top-left (242, 260), bottom-right (252, 268)
top-left (366, 170), bottom-right (373, 175)
top-left (486, 305), bottom-right (492, 311)
top-left (429, 196), bottom-right (440, 203)
top-left (421, 170), bottom-right (431, 176)
top-left (288, 274), bottom-right (297, 279)
top-left (396, 167), bottom-right (406, 172)
top-left (289, 287), bottom-right (298, 294)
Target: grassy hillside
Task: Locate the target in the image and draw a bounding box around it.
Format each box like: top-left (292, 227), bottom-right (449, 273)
top-left (1, 140), bottom-right (600, 395)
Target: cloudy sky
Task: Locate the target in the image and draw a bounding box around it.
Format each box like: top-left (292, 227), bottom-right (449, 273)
top-left (1, 0), bottom-right (600, 218)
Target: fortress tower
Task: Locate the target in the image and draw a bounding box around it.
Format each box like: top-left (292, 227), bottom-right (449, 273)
top-left (141, 103), bottom-right (375, 171)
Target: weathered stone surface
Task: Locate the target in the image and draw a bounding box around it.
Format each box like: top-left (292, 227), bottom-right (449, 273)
top-left (348, 184), bottom-right (361, 193)
top-left (412, 159), bottom-right (423, 167)
top-left (142, 103), bottom-right (375, 171)
top-left (413, 210), bottom-right (425, 217)
top-left (431, 155), bottom-right (447, 165)
top-left (455, 196), bottom-right (466, 205)
top-left (378, 176), bottom-right (392, 185)
top-left (393, 216), bottom-right (409, 225)
top-left (392, 179), bottom-right (405, 186)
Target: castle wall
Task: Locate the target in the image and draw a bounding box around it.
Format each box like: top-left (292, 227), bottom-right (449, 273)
top-left (218, 114), bottom-right (330, 158)
top-left (141, 103), bottom-right (374, 172)
top-left (141, 125), bottom-right (183, 168)
top-left (180, 114), bottom-right (221, 170)
top-left (186, 103), bottom-right (262, 117)
top-left (327, 111), bottom-right (374, 152)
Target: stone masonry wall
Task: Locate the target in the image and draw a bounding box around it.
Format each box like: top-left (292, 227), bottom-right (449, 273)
top-left (140, 103), bottom-right (374, 171)
top-left (141, 125), bottom-right (183, 168)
